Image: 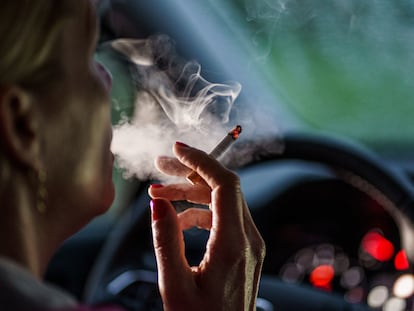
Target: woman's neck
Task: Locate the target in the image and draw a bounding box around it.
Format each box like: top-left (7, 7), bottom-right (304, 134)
top-left (0, 181), bottom-right (55, 278)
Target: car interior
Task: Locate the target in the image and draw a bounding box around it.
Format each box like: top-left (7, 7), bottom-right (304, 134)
top-left (45, 1), bottom-right (414, 310)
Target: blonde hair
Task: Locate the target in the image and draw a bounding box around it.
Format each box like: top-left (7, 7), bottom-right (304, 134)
top-left (0, 0), bottom-right (76, 91)
top-left (0, 1), bottom-right (81, 185)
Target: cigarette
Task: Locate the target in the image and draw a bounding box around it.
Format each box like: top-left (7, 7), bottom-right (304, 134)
top-left (186, 125), bottom-right (242, 185)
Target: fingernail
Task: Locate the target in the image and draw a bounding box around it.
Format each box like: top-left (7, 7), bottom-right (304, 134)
top-left (150, 199), bottom-right (168, 220)
top-left (150, 183), bottom-right (164, 188)
top-left (175, 141), bottom-right (189, 147)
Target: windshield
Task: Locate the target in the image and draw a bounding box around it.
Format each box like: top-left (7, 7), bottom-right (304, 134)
top-left (97, 0), bottom-right (414, 158)
top-left (208, 0), bottom-right (414, 154)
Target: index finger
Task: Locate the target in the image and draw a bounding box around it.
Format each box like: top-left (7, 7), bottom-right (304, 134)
top-left (173, 142), bottom-right (246, 234)
top-left (173, 142), bottom-right (238, 190)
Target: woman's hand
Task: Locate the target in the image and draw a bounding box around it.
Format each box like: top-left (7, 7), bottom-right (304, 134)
top-left (148, 142), bottom-right (265, 311)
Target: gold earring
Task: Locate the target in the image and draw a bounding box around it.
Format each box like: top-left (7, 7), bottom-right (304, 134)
top-left (36, 169), bottom-right (47, 214)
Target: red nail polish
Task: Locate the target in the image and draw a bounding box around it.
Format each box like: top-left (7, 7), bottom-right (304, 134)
top-left (150, 199), bottom-right (167, 220)
top-left (150, 183), bottom-right (164, 188)
top-left (175, 141), bottom-right (189, 147)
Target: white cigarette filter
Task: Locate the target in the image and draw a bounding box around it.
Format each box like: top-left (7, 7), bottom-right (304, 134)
top-left (186, 125), bottom-right (242, 185)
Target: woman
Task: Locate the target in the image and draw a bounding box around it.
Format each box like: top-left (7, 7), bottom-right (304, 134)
top-left (0, 0), bottom-right (265, 310)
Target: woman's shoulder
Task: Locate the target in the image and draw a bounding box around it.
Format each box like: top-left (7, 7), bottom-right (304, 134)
top-left (0, 257), bottom-right (125, 311)
top-left (0, 256), bottom-right (76, 310)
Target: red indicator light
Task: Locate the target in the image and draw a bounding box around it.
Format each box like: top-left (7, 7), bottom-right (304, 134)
top-left (361, 231), bottom-right (394, 262)
top-left (394, 250), bottom-right (410, 271)
top-left (310, 265), bottom-right (335, 289)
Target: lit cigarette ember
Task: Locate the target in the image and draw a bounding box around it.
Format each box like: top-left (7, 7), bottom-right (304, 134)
top-left (186, 125), bottom-right (242, 185)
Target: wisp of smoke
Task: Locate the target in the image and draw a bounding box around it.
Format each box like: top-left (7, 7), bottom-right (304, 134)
top-left (244, 0), bottom-right (414, 72)
top-left (108, 34), bottom-right (245, 182)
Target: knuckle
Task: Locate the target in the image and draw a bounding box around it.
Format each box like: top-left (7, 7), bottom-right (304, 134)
top-left (248, 237), bottom-right (265, 262)
top-left (218, 169), bottom-right (241, 189)
top-left (245, 228), bottom-right (266, 264)
top-left (252, 230), bottom-right (266, 261)
top-left (219, 234), bottom-right (265, 271)
top-left (256, 237), bottom-right (266, 262)
top-left (224, 169), bottom-right (240, 183)
top-left (220, 238), bottom-right (249, 265)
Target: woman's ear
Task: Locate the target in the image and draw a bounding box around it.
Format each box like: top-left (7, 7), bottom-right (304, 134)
top-left (0, 86), bottom-right (41, 169)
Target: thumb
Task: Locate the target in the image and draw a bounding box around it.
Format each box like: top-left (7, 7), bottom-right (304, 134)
top-left (150, 198), bottom-right (193, 297)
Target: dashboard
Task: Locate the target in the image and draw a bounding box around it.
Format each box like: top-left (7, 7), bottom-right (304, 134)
top-left (64, 132), bottom-right (414, 311)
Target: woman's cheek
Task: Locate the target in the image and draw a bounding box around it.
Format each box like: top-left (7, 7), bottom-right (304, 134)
top-left (95, 61), bottom-right (113, 93)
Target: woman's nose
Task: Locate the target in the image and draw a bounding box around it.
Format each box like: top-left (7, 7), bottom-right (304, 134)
top-left (95, 61), bottom-right (113, 92)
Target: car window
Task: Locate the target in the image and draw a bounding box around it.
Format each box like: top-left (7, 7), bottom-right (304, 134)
top-left (222, 0), bottom-right (414, 154)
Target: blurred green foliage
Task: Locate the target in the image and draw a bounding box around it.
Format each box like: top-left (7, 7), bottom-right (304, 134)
top-left (235, 0), bottom-right (414, 150)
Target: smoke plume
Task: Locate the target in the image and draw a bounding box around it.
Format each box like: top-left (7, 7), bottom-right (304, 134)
top-left (107, 35), bottom-right (265, 182)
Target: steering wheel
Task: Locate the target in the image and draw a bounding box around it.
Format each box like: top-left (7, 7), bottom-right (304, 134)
top-left (83, 131), bottom-right (414, 311)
